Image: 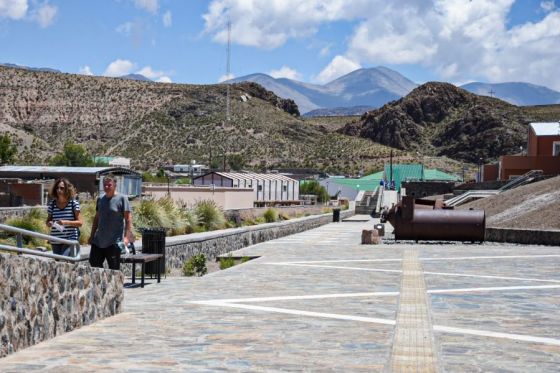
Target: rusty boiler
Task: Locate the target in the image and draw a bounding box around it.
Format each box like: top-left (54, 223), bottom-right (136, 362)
top-left (387, 196), bottom-right (485, 242)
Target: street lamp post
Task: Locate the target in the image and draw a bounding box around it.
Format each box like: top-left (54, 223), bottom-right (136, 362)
top-left (478, 158), bottom-right (483, 182)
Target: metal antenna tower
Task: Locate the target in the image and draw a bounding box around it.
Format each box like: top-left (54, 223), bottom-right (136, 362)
top-left (226, 20), bottom-right (231, 122)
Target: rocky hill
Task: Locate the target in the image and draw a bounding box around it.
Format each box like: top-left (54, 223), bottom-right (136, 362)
top-left (0, 66), bottom-right (398, 174)
top-left (339, 82), bottom-right (530, 163)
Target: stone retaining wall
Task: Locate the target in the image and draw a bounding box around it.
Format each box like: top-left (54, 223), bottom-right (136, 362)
top-left (158, 210), bottom-right (354, 270)
top-left (0, 254), bottom-right (124, 358)
top-left (486, 227), bottom-right (560, 246)
top-left (0, 207), bottom-right (47, 223)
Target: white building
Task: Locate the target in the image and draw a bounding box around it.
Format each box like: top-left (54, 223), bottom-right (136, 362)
top-left (172, 164), bottom-right (209, 176)
top-left (193, 172), bottom-right (299, 205)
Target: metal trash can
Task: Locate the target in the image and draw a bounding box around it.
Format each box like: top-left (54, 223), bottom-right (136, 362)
top-left (333, 208), bottom-right (341, 222)
top-left (141, 228), bottom-right (166, 276)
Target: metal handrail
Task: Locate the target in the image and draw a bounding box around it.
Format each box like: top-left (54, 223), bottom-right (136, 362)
top-left (0, 223), bottom-right (81, 262)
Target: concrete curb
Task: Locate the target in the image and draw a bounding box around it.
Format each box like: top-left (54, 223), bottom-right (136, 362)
top-left (486, 227), bottom-right (560, 246)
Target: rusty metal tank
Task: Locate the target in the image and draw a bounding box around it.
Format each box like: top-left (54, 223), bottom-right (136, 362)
top-left (387, 196), bottom-right (485, 242)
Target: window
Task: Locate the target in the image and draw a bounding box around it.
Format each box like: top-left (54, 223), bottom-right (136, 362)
top-left (553, 141), bottom-right (560, 156)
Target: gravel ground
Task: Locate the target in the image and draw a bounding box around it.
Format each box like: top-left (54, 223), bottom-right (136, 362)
top-left (458, 175), bottom-right (560, 230)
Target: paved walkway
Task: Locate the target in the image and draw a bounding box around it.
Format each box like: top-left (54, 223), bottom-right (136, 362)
top-left (1, 217), bottom-right (560, 372)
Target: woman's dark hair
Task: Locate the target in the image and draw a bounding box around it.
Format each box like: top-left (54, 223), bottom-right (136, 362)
top-left (49, 178), bottom-right (77, 200)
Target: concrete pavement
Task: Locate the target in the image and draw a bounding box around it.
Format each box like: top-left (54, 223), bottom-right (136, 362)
top-left (1, 216), bottom-right (559, 371)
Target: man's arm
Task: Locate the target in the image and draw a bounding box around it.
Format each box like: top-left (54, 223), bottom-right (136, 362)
top-left (88, 212), bottom-right (99, 245)
top-left (123, 211), bottom-right (133, 246)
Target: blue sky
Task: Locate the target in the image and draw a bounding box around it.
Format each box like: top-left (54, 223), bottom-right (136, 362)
top-left (1, 0), bottom-right (559, 89)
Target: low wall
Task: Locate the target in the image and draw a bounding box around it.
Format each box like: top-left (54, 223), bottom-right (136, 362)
top-left (486, 227), bottom-right (560, 246)
top-left (0, 206), bottom-right (47, 223)
top-left (0, 254), bottom-right (124, 358)
top-left (154, 210), bottom-right (354, 270)
top-left (224, 205), bottom-right (330, 222)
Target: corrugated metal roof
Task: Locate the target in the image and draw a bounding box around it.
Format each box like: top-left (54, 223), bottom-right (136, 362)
top-left (530, 122), bottom-right (560, 136)
top-left (330, 178), bottom-right (380, 191)
top-left (0, 166), bottom-right (140, 175)
top-left (359, 170), bottom-right (384, 180)
top-left (214, 172), bottom-right (297, 182)
top-left (424, 169), bottom-right (460, 181)
top-left (384, 164), bottom-right (424, 190)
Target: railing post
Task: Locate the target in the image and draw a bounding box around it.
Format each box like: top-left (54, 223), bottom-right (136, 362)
top-left (16, 233), bottom-right (23, 255)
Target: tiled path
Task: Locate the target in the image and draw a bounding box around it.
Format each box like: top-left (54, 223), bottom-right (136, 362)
top-left (1, 216), bottom-right (560, 372)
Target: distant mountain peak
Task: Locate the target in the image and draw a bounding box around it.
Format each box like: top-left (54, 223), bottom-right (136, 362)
top-left (231, 66), bottom-right (417, 114)
top-left (119, 73), bottom-right (152, 82)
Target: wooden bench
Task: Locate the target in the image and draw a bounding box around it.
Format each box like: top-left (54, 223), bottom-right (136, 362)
top-left (120, 253), bottom-right (164, 288)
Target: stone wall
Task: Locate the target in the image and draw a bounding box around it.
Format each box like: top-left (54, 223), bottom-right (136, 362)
top-left (156, 210), bottom-right (354, 270)
top-left (0, 207), bottom-right (47, 223)
top-left (0, 254), bottom-right (124, 358)
top-left (486, 227), bottom-right (560, 246)
top-left (224, 205), bottom-right (332, 223)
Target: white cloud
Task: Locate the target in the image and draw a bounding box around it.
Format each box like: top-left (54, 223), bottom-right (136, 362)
top-left (218, 73), bottom-right (234, 82)
top-left (32, 2), bottom-right (57, 28)
top-left (156, 76), bottom-right (171, 83)
top-left (103, 59), bottom-right (136, 77)
top-left (162, 10), bottom-right (172, 27)
top-left (319, 45), bottom-right (331, 57)
top-left (315, 55), bottom-right (361, 84)
top-left (268, 65), bottom-right (301, 80)
top-left (136, 65), bottom-right (171, 82)
top-left (116, 21), bottom-right (134, 36)
top-left (79, 65), bottom-right (93, 76)
top-left (203, 0), bottom-right (560, 90)
top-left (203, 0), bottom-right (373, 49)
top-left (541, 1), bottom-right (556, 12)
top-left (133, 0), bottom-right (158, 14)
top-left (0, 0), bottom-right (28, 20)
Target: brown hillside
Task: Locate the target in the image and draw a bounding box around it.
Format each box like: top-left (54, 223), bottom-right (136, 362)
top-left (458, 176), bottom-right (560, 230)
top-left (0, 66), bottom-right (400, 173)
top-left (339, 82), bottom-right (529, 163)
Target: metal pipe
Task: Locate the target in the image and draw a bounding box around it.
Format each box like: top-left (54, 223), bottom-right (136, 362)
top-left (0, 223), bottom-right (81, 259)
top-left (387, 196), bottom-right (485, 242)
top-left (0, 243), bottom-right (82, 262)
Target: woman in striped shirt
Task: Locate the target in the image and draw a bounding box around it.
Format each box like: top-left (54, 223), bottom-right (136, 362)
top-left (46, 178), bottom-right (83, 256)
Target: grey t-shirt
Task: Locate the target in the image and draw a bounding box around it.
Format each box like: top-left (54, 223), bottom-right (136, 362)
top-left (92, 194), bottom-right (130, 248)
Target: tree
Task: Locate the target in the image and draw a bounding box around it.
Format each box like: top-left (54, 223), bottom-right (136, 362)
top-left (50, 142), bottom-right (94, 166)
top-left (0, 135), bottom-right (17, 165)
top-left (228, 153), bottom-right (245, 171)
top-left (299, 180), bottom-right (329, 203)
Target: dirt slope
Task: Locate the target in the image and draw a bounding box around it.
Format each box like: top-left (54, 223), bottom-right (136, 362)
top-left (459, 176), bottom-right (560, 230)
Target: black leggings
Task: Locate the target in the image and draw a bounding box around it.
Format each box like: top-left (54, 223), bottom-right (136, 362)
top-left (89, 244), bottom-right (121, 270)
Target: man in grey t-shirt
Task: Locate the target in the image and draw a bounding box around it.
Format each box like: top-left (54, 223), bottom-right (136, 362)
top-left (88, 174), bottom-right (133, 270)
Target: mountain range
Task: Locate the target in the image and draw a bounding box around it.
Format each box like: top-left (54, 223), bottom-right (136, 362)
top-left (231, 67), bottom-right (560, 115)
top-left (229, 67), bottom-right (417, 115)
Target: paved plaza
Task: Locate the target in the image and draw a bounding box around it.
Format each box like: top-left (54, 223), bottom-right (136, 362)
top-left (1, 216), bottom-right (560, 372)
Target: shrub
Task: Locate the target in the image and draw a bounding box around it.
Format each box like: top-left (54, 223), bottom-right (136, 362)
top-left (78, 200), bottom-right (97, 245)
top-left (219, 255), bottom-right (235, 270)
top-left (241, 256), bottom-right (250, 263)
top-left (183, 254), bottom-right (207, 276)
top-left (4, 208), bottom-right (48, 247)
top-left (194, 200), bottom-right (225, 231)
top-left (134, 199), bottom-right (170, 230)
top-left (263, 208), bottom-right (278, 223)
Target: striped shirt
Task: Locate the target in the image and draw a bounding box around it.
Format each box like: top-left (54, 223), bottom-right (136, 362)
top-left (48, 199), bottom-right (80, 242)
